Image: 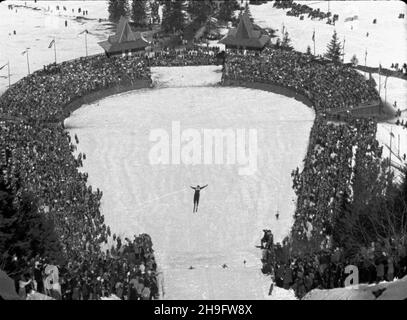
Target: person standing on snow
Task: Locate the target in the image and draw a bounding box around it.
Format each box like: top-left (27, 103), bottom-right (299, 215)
top-left (190, 184), bottom-right (208, 213)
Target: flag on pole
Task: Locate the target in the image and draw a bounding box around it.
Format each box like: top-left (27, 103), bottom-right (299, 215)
top-left (48, 39), bottom-right (55, 48)
top-left (0, 63), bottom-right (7, 71)
top-left (79, 29), bottom-right (89, 35)
top-left (312, 30), bottom-right (315, 42)
top-left (21, 50), bottom-right (27, 55)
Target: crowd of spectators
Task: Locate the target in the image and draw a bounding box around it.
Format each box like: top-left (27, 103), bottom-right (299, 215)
top-left (13, 233), bottom-right (160, 300)
top-left (0, 54), bottom-right (151, 122)
top-left (147, 46), bottom-right (219, 67)
top-left (0, 47), bottom-right (222, 299)
top-left (0, 54), bottom-right (159, 300)
top-left (395, 118), bottom-right (407, 130)
top-left (0, 44), bottom-right (402, 300)
top-left (224, 48), bottom-right (406, 298)
top-left (390, 62), bottom-right (407, 76)
top-left (261, 234), bottom-right (407, 299)
top-left (290, 116), bottom-right (382, 244)
top-left (262, 116), bottom-right (406, 298)
top-left (223, 48), bottom-right (380, 114)
top-left (273, 0), bottom-right (338, 23)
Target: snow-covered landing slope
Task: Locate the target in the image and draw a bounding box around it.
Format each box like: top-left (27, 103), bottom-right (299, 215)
top-left (303, 276), bottom-right (407, 300)
top-left (65, 66), bottom-right (313, 299)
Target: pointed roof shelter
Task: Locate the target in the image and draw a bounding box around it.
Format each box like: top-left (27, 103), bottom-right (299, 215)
top-left (98, 16), bottom-right (150, 55)
top-left (219, 11), bottom-right (270, 50)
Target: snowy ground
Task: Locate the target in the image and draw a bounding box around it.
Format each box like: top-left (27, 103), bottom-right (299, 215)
top-left (65, 66), bottom-right (311, 299)
top-left (0, 0), bottom-right (110, 91)
top-left (151, 65), bottom-right (223, 88)
top-left (376, 123), bottom-right (407, 180)
top-left (250, 0), bottom-right (407, 68)
top-left (303, 275), bottom-right (407, 300)
top-left (359, 71), bottom-right (407, 176)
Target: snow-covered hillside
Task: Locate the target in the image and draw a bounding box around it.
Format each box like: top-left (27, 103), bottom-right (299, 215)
top-left (250, 1), bottom-right (407, 68)
top-left (0, 0), bottom-right (109, 90)
top-left (303, 276), bottom-right (407, 300)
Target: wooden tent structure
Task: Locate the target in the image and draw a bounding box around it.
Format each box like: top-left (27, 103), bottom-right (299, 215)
top-left (98, 16), bottom-right (150, 56)
top-left (219, 11), bottom-right (270, 51)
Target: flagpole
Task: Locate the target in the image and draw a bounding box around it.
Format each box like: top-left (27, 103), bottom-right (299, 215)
top-left (26, 48), bottom-right (30, 75)
top-left (342, 36), bottom-right (345, 62)
top-left (378, 63), bottom-right (383, 115)
top-left (398, 134), bottom-right (400, 158)
top-left (7, 61), bottom-right (10, 88)
top-left (378, 64), bottom-right (381, 98)
top-left (364, 49), bottom-right (367, 77)
top-left (389, 126), bottom-right (392, 170)
top-left (313, 29), bottom-right (316, 56)
top-left (54, 37), bottom-right (57, 64)
top-left (85, 31), bottom-right (88, 57)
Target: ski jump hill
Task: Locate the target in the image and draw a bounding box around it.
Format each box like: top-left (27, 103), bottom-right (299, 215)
top-left (0, 49), bottom-right (394, 300)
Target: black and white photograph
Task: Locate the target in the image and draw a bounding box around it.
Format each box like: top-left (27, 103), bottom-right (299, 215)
top-left (0, 0), bottom-right (406, 306)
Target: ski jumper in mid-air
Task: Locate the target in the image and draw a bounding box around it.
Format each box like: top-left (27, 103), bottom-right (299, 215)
top-left (190, 184), bottom-right (208, 213)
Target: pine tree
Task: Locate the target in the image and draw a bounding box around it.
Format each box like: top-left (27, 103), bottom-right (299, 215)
top-left (108, 0), bottom-right (129, 23)
top-left (217, 1), bottom-right (238, 21)
top-left (306, 45), bottom-right (312, 55)
top-left (281, 31), bottom-right (293, 51)
top-left (218, 0), bottom-right (237, 22)
top-left (325, 30), bottom-right (342, 62)
top-left (131, 0), bottom-right (148, 27)
top-left (187, 0), bottom-right (212, 23)
top-left (162, 0), bottom-right (187, 34)
top-left (150, 0), bottom-right (160, 24)
top-left (244, 2), bottom-right (254, 22)
top-left (0, 183), bottom-right (63, 274)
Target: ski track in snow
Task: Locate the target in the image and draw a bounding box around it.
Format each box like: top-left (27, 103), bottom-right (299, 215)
top-left (65, 66), bottom-right (309, 299)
